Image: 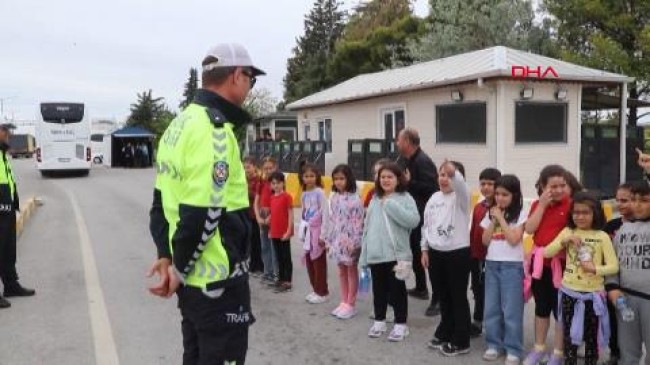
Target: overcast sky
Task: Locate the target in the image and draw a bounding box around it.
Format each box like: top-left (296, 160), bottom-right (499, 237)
top-left (1, 0), bottom-right (428, 122)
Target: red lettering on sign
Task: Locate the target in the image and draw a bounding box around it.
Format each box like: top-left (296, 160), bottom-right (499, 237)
top-left (511, 66), bottom-right (559, 79)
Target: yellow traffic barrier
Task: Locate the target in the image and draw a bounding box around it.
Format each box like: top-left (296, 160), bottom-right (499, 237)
top-left (16, 196), bottom-right (37, 237)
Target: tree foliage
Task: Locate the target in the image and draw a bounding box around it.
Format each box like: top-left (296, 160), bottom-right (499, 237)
top-left (544, 0), bottom-right (650, 124)
top-left (404, 0), bottom-right (556, 63)
top-left (179, 68), bottom-right (198, 110)
top-left (327, 0), bottom-right (423, 85)
top-left (283, 0), bottom-right (346, 103)
top-left (127, 89), bottom-right (175, 143)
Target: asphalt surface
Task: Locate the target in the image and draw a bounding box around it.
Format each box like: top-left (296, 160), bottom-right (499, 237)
top-left (2, 158), bottom-right (565, 365)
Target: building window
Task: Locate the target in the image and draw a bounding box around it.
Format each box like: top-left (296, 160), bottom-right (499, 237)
top-left (436, 103), bottom-right (487, 143)
top-left (515, 102), bottom-right (567, 143)
top-left (304, 124), bottom-right (311, 141)
top-left (382, 108), bottom-right (405, 140)
top-left (318, 118), bottom-right (332, 152)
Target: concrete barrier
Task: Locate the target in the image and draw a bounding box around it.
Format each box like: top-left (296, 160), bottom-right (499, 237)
top-left (16, 195), bottom-right (38, 237)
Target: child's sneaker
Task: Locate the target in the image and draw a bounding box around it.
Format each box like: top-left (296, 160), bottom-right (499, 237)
top-left (305, 292), bottom-right (316, 302)
top-left (273, 283), bottom-right (292, 293)
top-left (440, 343), bottom-right (470, 356)
top-left (336, 304), bottom-right (356, 320)
top-left (523, 349), bottom-right (547, 365)
top-left (331, 303), bottom-right (345, 317)
top-left (307, 294), bottom-right (329, 304)
top-left (546, 354), bottom-right (562, 365)
top-left (505, 354), bottom-right (521, 365)
top-left (483, 348), bottom-right (501, 361)
top-left (368, 321), bottom-right (387, 338)
top-left (387, 324), bottom-right (409, 342)
top-left (427, 337), bottom-right (447, 350)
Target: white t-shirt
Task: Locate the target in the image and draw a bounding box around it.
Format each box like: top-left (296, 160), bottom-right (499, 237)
top-left (480, 210), bottom-right (527, 262)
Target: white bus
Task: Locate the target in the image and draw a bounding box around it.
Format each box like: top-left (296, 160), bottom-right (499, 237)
top-left (35, 102), bottom-right (92, 176)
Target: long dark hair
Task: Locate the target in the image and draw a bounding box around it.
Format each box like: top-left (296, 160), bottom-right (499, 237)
top-left (331, 164), bottom-right (357, 193)
top-left (494, 174), bottom-right (523, 224)
top-left (568, 191), bottom-right (606, 230)
top-left (299, 162), bottom-right (323, 189)
top-left (375, 162), bottom-right (408, 197)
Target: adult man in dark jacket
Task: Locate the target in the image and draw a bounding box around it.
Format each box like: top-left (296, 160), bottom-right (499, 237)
top-left (0, 123), bottom-right (35, 309)
top-left (396, 128), bottom-right (439, 315)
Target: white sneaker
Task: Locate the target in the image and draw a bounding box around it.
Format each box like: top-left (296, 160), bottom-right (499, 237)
top-left (336, 304), bottom-right (356, 319)
top-left (483, 348), bottom-right (501, 361)
top-left (505, 354), bottom-right (521, 365)
top-left (387, 324), bottom-right (409, 342)
top-left (305, 292), bottom-right (316, 302)
top-left (368, 321), bottom-right (387, 338)
top-left (331, 303), bottom-right (345, 317)
top-left (307, 294), bottom-right (329, 304)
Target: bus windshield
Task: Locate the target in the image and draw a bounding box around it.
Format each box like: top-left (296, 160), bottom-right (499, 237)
top-left (40, 103), bottom-right (84, 124)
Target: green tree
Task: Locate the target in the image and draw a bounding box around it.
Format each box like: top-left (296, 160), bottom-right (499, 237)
top-left (127, 89), bottom-right (176, 144)
top-left (544, 0), bottom-right (650, 125)
top-left (229, 88), bottom-right (279, 142)
top-left (283, 0), bottom-right (346, 103)
top-left (327, 0), bottom-right (423, 84)
top-left (179, 68), bottom-right (198, 110)
top-left (405, 0), bottom-right (555, 63)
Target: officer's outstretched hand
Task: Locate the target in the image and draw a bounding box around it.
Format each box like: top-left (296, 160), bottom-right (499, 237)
top-left (147, 258), bottom-right (171, 297)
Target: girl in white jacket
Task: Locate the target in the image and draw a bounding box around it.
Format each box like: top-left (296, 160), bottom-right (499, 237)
top-left (421, 160), bottom-right (472, 356)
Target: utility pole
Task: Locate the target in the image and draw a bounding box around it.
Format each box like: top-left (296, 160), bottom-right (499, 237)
top-left (0, 96), bottom-right (17, 120)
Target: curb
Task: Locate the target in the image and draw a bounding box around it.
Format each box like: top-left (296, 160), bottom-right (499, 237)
top-left (16, 195), bottom-right (38, 237)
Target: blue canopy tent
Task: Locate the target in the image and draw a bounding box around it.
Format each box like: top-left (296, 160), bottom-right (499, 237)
top-left (109, 125), bottom-right (155, 168)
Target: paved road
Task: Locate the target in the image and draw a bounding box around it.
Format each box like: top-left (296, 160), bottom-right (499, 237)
top-left (3, 158), bottom-right (551, 365)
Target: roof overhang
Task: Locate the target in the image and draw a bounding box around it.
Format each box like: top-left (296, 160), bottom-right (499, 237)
top-left (288, 70), bottom-right (634, 111)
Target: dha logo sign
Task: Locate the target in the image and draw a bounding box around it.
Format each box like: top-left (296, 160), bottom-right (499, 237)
top-left (511, 66), bottom-right (559, 79)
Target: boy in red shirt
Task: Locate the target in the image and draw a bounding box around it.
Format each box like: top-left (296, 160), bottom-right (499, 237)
top-left (244, 156), bottom-right (264, 276)
top-left (268, 171), bottom-right (294, 293)
top-left (255, 157), bottom-right (279, 284)
top-left (467, 168), bottom-right (501, 333)
top-left (523, 165), bottom-right (571, 365)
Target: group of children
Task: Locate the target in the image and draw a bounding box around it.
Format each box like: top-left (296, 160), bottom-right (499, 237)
top-left (243, 154), bottom-right (650, 365)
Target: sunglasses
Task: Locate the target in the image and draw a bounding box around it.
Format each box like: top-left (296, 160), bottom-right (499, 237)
top-left (241, 69), bottom-right (257, 89)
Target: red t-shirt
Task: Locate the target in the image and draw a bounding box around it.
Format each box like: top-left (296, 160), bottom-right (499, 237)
top-left (247, 175), bottom-right (260, 219)
top-left (529, 195), bottom-right (571, 247)
top-left (269, 191), bottom-right (293, 239)
top-left (470, 200), bottom-right (489, 260)
top-left (256, 180), bottom-right (273, 210)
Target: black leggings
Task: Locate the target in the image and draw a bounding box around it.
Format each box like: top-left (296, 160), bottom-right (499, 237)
top-left (531, 265), bottom-right (559, 319)
top-left (272, 239), bottom-right (292, 283)
top-left (370, 262), bottom-right (408, 324)
top-left (561, 293), bottom-right (599, 365)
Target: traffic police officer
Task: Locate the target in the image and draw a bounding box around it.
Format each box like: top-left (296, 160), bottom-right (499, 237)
top-left (148, 43), bottom-right (264, 364)
top-left (0, 123), bottom-right (36, 309)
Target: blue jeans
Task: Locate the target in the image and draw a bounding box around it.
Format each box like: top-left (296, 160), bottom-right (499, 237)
top-left (484, 260), bottom-right (525, 358)
top-left (260, 225), bottom-right (278, 278)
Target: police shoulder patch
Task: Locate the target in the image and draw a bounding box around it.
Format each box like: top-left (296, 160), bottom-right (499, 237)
top-left (213, 161), bottom-right (229, 187)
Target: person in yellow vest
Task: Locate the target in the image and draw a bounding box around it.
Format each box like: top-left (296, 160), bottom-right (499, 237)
top-left (0, 123), bottom-right (36, 309)
top-left (147, 43), bottom-right (264, 364)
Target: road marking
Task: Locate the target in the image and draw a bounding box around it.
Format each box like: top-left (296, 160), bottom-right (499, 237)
top-left (67, 190), bottom-right (120, 365)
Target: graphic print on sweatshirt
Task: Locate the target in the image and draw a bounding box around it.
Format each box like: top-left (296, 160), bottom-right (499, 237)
top-left (424, 199), bottom-right (456, 240)
top-left (616, 228), bottom-right (650, 271)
